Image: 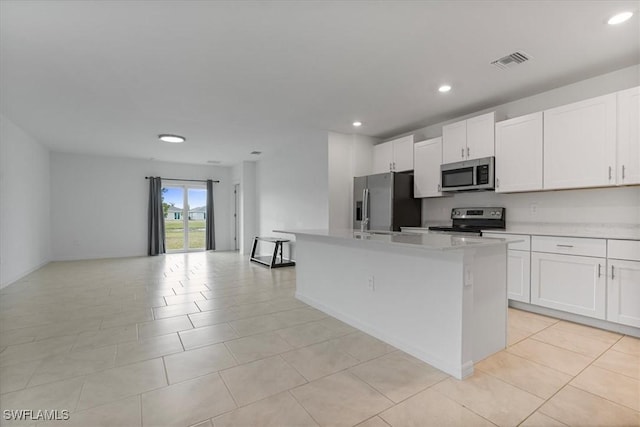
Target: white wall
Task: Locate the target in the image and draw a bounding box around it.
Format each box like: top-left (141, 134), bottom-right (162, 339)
top-left (255, 132), bottom-right (329, 258)
top-left (50, 152), bottom-right (233, 261)
top-left (239, 161), bottom-right (257, 255)
top-left (328, 132), bottom-right (378, 230)
top-left (0, 115), bottom-right (51, 287)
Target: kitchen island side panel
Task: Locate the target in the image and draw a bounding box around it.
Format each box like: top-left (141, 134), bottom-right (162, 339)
top-left (294, 235), bottom-right (472, 378)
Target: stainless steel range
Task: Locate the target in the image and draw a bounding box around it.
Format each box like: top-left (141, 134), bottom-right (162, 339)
top-left (428, 207), bottom-right (505, 236)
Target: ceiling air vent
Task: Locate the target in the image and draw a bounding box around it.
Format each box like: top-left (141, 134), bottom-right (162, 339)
top-left (491, 51), bottom-right (531, 70)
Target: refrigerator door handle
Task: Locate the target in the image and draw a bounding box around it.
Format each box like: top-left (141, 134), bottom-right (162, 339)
top-left (361, 188), bottom-right (370, 232)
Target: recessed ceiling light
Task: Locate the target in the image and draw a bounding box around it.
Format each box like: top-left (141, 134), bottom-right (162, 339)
top-left (158, 134), bottom-right (185, 143)
top-left (353, 121), bottom-right (362, 127)
top-left (608, 11), bottom-right (633, 25)
top-left (439, 85), bottom-right (452, 93)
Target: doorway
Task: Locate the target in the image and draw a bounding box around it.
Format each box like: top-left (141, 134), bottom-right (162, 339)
top-left (162, 183), bottom-right (207, 252)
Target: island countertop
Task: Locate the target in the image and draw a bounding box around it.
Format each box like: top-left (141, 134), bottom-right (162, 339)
top-left (274, 229), bottom-right (518, 251)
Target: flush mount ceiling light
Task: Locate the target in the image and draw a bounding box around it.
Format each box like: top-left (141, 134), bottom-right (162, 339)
top-left (438, 85), bottom-right (452, 93)
top-left (608, 11), bottom-right (633, 25)
top-left (158, 134), bottom-right (185, 143)
top-left (353, 121), bottom-right (363, 127)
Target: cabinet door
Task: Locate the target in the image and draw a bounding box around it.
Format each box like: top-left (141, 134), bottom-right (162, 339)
top-left (543, 93), bottom-right (616, 190)
top-left (442, 120), bottom-right (467, 164)
top-left (495, 112), bottom-right (543, 193)
top-left (607, 260), bottom-right (640, 328)
top-left (617, 86), bottom-right (640, 185)
top-left (413, 137), bottom-right (443, 198)
top-left (531, 252), bottom-right (606, 319)
top-left (372, 142), bottom-right (393, 174)
top-left (466, 112), bottom-right (495, 160)
top-left (508, 250), bottom-right (531, 303)
top-left (392, 136), bottom-right (414, 172)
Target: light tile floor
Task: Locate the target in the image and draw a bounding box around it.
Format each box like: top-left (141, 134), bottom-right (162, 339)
top-left (0, 252), bottom-right (638, 427)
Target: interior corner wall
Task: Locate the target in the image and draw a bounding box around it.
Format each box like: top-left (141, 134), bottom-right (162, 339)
top-left (255, 133), bottom-right (329, 259)
top-left (0, 115), bottom-right (51, 288)
top-left (239, 161), bottom-right (257, 255)
top-left (50, 152), bottom-right (233, 261)
top-left (328, 132), bottom-right (378, 231)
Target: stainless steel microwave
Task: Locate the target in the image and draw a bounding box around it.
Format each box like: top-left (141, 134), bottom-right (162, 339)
top-left (440, 156), bottom-right (495, 192)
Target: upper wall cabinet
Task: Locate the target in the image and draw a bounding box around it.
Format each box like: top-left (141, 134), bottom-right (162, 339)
top-left (372, 135), bottom-right (414, 174)
top-left (442, 112), bottom-right (495, 164)
top-left (617, 86), bottom-right (640, 186)
top-left (495, 112), bottom-right (543, 193)
top-left (413, 137), bottom-right (443, 198)
top-left (543, 93), bottom-right (617, 190)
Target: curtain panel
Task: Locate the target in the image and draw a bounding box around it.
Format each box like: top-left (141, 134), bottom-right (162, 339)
top-left (148, 177), bottom-right (166, 255)
top-left (206, 179), bottom-right (216, 250)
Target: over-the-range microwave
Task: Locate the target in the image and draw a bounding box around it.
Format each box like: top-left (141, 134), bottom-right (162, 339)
top-left (440, 156), bottom-right (495, 192)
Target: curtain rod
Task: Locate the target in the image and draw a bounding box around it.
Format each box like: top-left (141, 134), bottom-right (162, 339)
top-left (145, 176), bottom-right (220, 183)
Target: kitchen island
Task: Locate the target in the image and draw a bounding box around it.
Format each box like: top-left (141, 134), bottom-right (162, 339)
top-left (275, 229), bottom-right (511, 379)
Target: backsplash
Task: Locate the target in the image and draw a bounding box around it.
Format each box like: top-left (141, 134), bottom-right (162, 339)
top-left (422, 186), bottom-right (640, 226)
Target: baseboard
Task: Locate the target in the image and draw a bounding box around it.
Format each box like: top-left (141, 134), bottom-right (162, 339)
top-left (0, 259), bottom-right (51, 289)
top-left (510, 301), bottom-right (640, 338)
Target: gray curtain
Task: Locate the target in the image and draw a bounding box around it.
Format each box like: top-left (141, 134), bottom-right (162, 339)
top-left (148, 177), bottom-right (166, 255)
top-left (206, 179), bottom-right (216, 250)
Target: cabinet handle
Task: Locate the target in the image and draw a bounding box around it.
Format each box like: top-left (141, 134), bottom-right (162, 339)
top-left (556, 244), bottom-right (574, 248)
top-left (597, 264), bottom-right (601, 278)
top-left (461, 148), bottom-right (464, 158)
top-left (611, 265), bottom-right (615, 279)
top-left (622, 165), bottom-right (626, 180)
top-left (467, 147), bottom-right (470, 158)
top-left (609, 166), bottom-right (612, 180)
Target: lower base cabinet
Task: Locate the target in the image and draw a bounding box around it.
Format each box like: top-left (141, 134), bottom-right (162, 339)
top-left (531, 252), bottom-right (606, 319)
top-left (607, 259), bottom-right (640, 327)
top-left (508, 250), bottom-right (531, 303)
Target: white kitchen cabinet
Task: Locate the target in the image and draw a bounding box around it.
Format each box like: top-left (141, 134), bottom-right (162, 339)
top-left (607, 239), bottom-right (640, 328)
top-left (543, 93), bottom-right (617, 190)
top-left (616, 86), bottom-right (640, 186)
top-left (531, 252), bottom-right (606, 319)
top-left (372, 135), bottom-right (414, 174)
top-left (373, 142), bottom-right (393, 174)
top-left (607, 259), bottom-right (640, 328)
top-left (495, 112), bottom-right (543, 193)
top-left (507, 250), bottom-right (531, 303)
top-left (413, 137), bottom-right (443, 198)
top-left (484, 233), bottom-right (531, 302)
top-left (442, 112), bottom-right (495, 164)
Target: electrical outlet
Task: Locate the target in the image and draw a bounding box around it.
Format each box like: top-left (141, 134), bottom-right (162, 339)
top-left (367, 276), bottom-right (375, 292)
top-left (530, 203), bottom-right (538, 217)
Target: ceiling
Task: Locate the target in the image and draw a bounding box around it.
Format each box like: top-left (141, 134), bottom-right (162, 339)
top-left (1, 1), bottom-right (638, 166)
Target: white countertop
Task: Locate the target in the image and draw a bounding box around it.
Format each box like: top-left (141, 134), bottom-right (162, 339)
top-left (274, 229), bottom-right (516, 251)
top-left (405, 222), bottom-right (640, 241)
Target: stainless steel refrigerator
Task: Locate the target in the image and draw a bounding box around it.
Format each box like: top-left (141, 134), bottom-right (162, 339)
top-left (353, 172), bottom-right (421, 231)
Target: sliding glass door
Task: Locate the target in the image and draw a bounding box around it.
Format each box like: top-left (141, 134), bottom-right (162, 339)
top-left (162, 183), bottom-right (207, 252)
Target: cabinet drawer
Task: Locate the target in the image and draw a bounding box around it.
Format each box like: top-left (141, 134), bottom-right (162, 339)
top-left (608, 239), bottom-right (640, 261)
top-left (532, 236), bottom-right (606, 258)
top-left (483, 233), bottom-right (530, 251)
